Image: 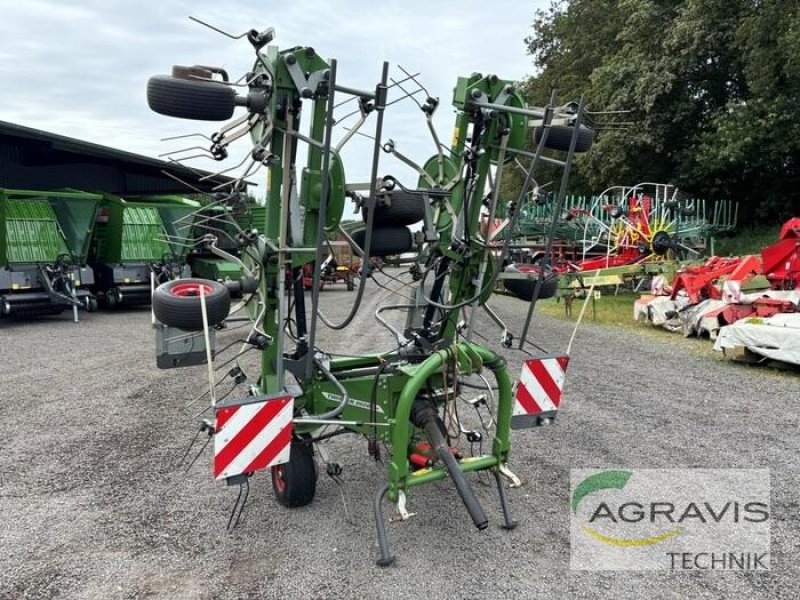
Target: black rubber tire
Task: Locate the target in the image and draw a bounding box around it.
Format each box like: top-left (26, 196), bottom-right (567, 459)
top-left (346, 275), bottom-right (355, 291)
top-left (503, 264), bottom-right (559, 301)
top-left (271, 439), bottom-right (317, 508)
top-left (152, 278), bottom-right (231, 330)
top-left (352, 226), bottom-right (414, 257)
top-left (362, 190), bottom-right (425, 227)
top-left (147, 75), bottom-right (236, 121)
top-left (533, 124), bottom-right (595, 153)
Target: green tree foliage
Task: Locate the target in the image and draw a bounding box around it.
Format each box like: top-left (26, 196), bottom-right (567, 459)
top-left (523, 0), bottom-right (800, 223)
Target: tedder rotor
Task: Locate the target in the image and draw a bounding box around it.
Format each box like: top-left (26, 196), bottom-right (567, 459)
top-left (146, 20), bottom-right (592, 565)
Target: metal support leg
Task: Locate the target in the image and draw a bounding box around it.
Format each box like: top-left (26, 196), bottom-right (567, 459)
top-left (494, 470), bottom-right (517, 530)
top-left (374, 483), bottom-right (396, 567)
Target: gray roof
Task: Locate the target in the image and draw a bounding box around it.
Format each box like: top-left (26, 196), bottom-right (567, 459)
top-left (0, 120), bottom-right (245, 195)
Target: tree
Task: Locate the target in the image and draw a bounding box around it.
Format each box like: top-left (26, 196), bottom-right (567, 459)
top-left (521, 0), bottom-right (800, 223)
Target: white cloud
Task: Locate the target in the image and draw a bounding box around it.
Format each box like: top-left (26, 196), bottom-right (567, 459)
top-left (0, 0), bottom-right (547, 193)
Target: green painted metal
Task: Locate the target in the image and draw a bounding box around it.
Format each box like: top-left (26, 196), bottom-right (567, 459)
top-left (0, 188), bottom-right (102, 265)
top-left (4, 198), bottom-right (68, 263)
top-left (121, 206), bottom-right (170, 261)
top-left (93, 194), bottom-right (200, 264)
top-left (190, 256), bottom-right (244, 282)
top-left (137, 195), bottom-right (201, 260)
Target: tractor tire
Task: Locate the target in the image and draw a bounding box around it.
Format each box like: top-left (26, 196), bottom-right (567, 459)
top-left (352, 226), bottom-right (414, 257)
top-left (503, 263), bottom-right (559, 301)
top-left (362, 190), bottom-right (425, 227)
top-left (147, 75), bottom-right (236, 121)
top-left (152, 278), bottom-right (231, 330)
top-left (271, 439), bottom-right (317, 508)
top-left (533, 124), bottom-right (595, 153)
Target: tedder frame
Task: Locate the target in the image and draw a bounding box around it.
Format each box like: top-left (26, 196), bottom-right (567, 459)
top-left (147, 19), bottom-right (591, 565)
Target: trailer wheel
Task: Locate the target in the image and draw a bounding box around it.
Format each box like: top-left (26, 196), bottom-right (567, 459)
top-left (271, 439), bottom-right (317, 508)
top-left (147, 75), bottom-right (236, 121)
top-left (362, 190), bottom-right (425, 227)
top-left (533, 124), bottom-right (595, 153)
top-left (152, 278), bottom-right (231, 330)
top-left (352, 226), bottom-right (414, 257)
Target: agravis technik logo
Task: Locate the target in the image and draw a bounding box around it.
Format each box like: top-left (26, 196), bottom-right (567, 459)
top-left (569, 469), bottom-right (770, 570)
top-left (572, 470), bottom-right (684, 546)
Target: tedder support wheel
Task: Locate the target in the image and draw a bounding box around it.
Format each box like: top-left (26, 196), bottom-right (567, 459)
top-left (352, 226), bottom-right (414, 258)
top-left (533, 124), bottom-right (595, 153)
top-left (362, 190), bottom-right (425, 227)
top-left (152, 278), bottom-right (231, 330)
top-left (271, 438), bottom-right (317, 508)
top-left (147, 75), bottom-right (236, 121)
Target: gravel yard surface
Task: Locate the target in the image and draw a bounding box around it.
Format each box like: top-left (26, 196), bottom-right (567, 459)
top-left (1, 273), bottom-right (797, 599)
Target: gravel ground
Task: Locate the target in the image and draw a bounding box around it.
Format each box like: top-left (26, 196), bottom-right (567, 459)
top-left (1, 274), bottom-right (797, 599)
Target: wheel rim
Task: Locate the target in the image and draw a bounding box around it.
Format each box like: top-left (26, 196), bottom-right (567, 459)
top-left (272, 464), bottom-right (286, 494)
top-left (169, 282), bottom-right (214, 297)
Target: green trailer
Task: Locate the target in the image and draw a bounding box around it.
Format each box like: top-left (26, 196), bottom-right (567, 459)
top-left (90, 193), bottom-right (200, 305)
top-left (0, 188), bottom-right (101, 319)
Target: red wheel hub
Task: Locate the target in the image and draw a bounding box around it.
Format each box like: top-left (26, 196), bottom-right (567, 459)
top-left (169, 282), bottom-right (214, 298)
top-left (272, 464), bottom-right (286, 493)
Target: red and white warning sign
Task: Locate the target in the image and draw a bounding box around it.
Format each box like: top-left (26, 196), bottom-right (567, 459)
top-left (214, 395), bottom-right (294, 481)
top-left (512, 354), bottom-right (569, 428)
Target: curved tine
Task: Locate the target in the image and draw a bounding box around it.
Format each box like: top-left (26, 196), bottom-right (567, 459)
top-left (212, 159), bottom-right (262, 191)
top-left (161, 132), bottom-right (214, 143)
top-left (210, 159), bottom-right (260, 192)
top-left (159, 145), bottom-right (214, 158)
top-left (160, 168), bottom-right (219, 200)
top-left (397, 65), bottom-right (433, 99)
top-left (335, 110), bottom-right (368, 153)
top-left (189, 15), bottom-right (249, 39)
top-left (333, 71), bottom-right (420, 110)
top-left (192, 217), bottom-right (243, 246)
top-left (194, 226), bottom-right (240, 249)
top-left (164, 157), bottom-right (230, 188)
top-left (199, 151), bottom-right (251, 182)
top-left (335, 87), bottom-right (423, 124)
top-left (163, 152), bottom-right (217, 163)
top-left (187, 73), bottom-right (261, 89)
top-left (340, 126), bottom-right (375, 142)
top-left (203, 122), bottom-right (273, 183)
top-left (157, 238), bottom-right (197, 250)
top-left (201, 212), bottom-right (248, 236)
top-left (389, 77), bottom-right (423, 110)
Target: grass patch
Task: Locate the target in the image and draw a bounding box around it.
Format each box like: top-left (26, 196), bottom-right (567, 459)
top-left (535, 291), bottom-right (639, 327)
top-left (712, 225), bottom-right (777, 257)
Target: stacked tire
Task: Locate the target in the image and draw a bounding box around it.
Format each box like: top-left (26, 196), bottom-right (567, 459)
top-left (353, 189), bottom-right (424, 257)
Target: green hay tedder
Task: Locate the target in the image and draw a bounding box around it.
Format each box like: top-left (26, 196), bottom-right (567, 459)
top-left (146, 20), bottom-right (591, 565)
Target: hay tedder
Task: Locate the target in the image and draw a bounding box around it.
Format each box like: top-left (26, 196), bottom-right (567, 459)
top-left (146, 20), bottom-right (591, 564)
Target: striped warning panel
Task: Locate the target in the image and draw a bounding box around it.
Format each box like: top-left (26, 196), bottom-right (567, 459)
top-left (214, 395), bottom-right (293, 481)
top-left (512, 354), bottom-right (569, 429)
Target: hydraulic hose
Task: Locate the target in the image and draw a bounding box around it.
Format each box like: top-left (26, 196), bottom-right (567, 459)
top-left (411, 399), bottom-right (488, 530)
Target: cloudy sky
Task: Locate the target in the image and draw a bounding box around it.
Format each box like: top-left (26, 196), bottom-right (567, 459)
top-left (0, 0), bottom-right (547, 194)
